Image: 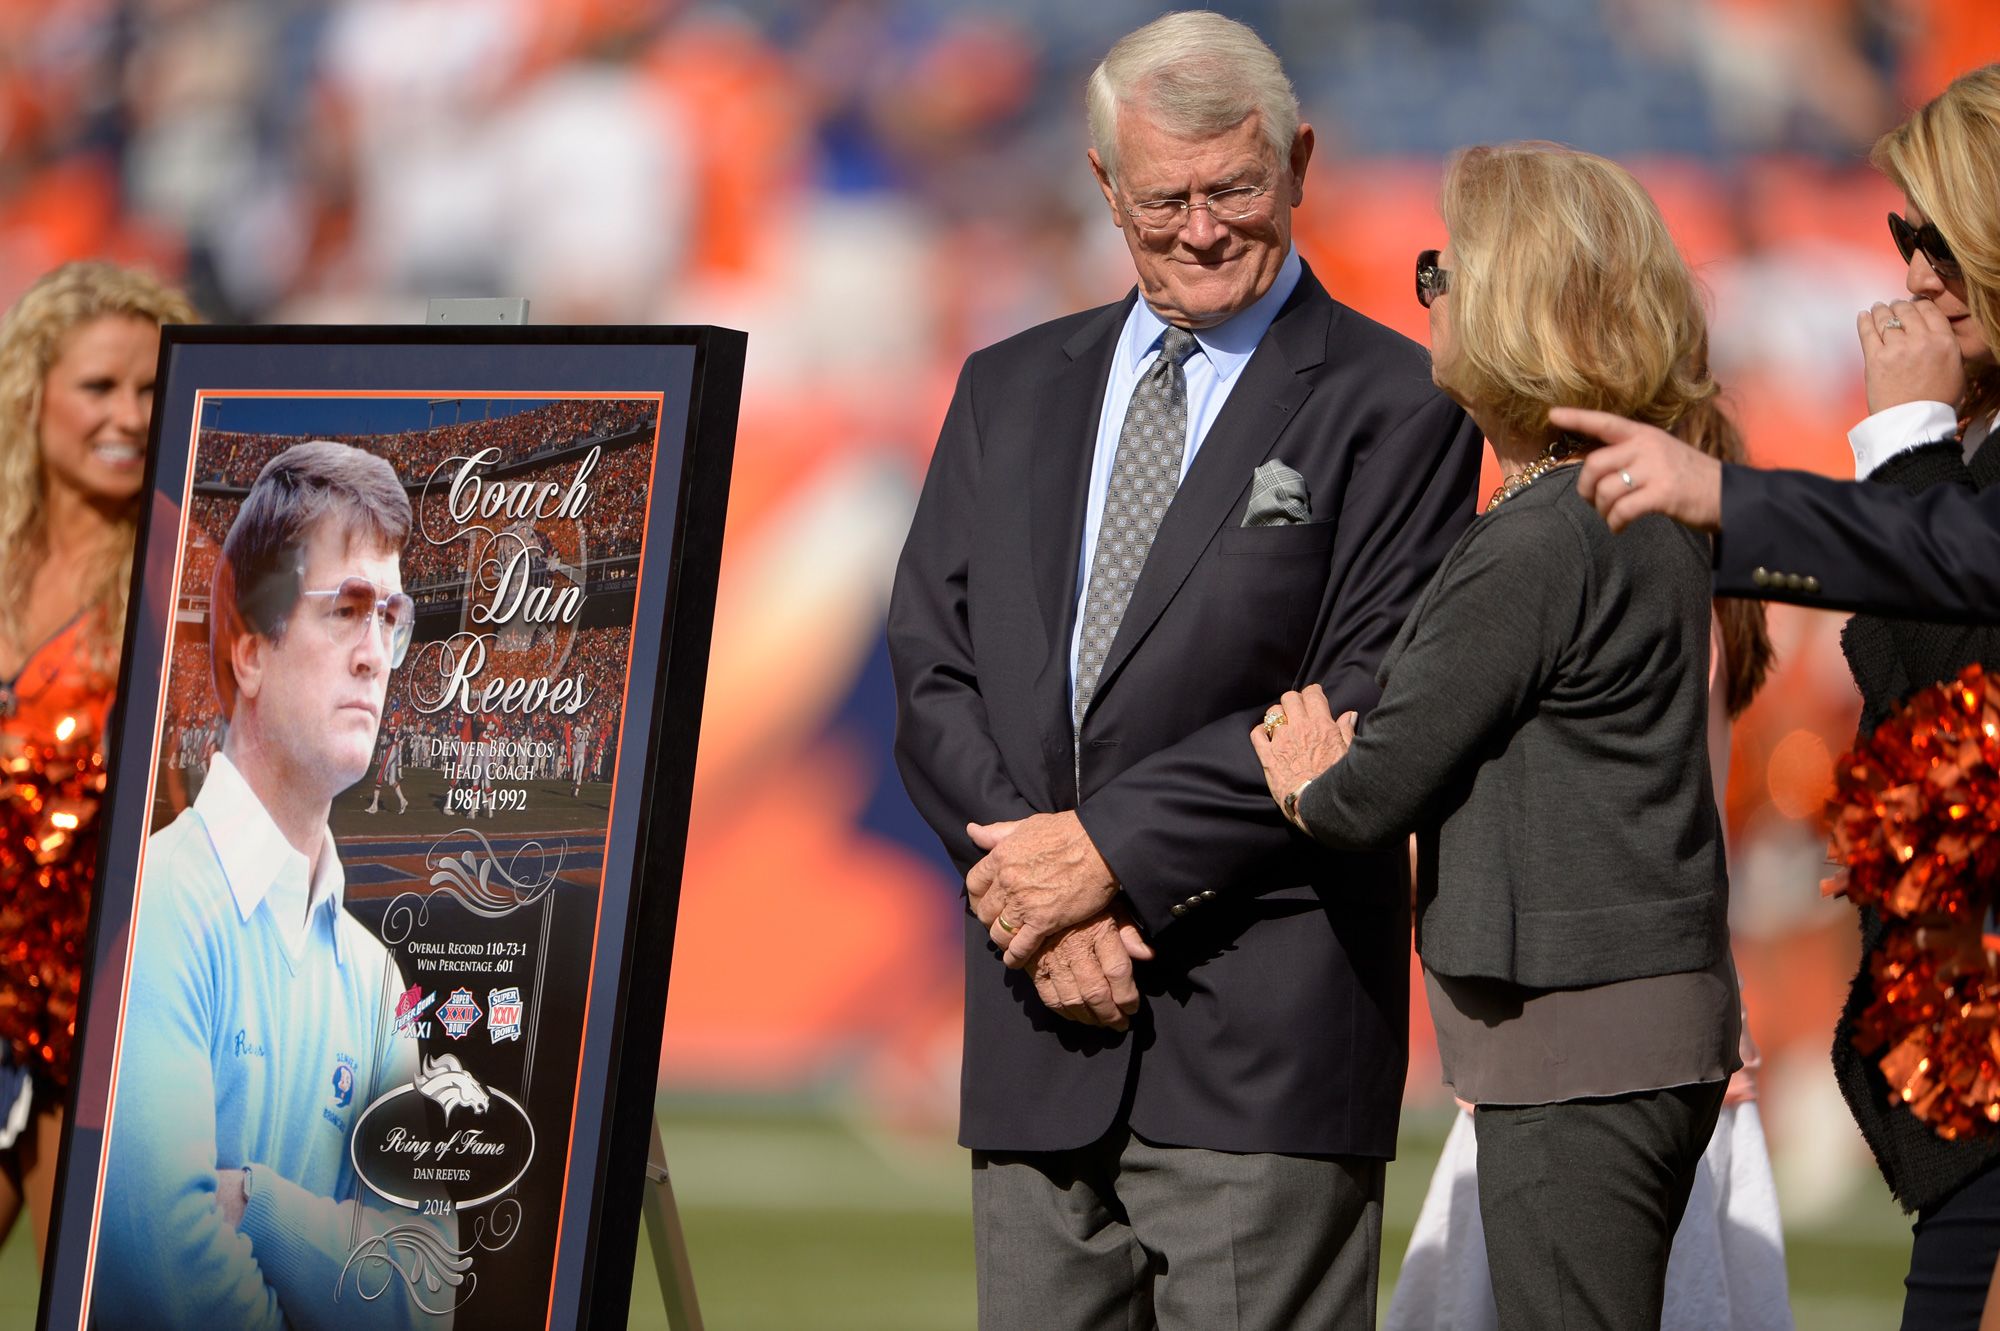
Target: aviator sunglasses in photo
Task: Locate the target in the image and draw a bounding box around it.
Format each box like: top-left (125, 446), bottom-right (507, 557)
top-left (299, 575), bottom-right (415, 668)
top-left (1888, 211), bottom-right (1962, 282)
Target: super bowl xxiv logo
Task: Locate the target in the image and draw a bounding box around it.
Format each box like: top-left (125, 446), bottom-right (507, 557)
top-left (487, 987), bottom-right (523, 1043)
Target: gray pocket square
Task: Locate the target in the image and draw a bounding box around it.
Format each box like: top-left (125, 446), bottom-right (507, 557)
top-left (1241, 460), bottom-right (1312, 527)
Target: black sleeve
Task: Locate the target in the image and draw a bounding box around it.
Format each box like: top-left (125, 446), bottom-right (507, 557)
top-left (1839, 439), bottom-right (2000, 734)
top-left (888, 357), bottom-right (1038, 875)
top-left (1715, 463), bottom-right (2000, 624)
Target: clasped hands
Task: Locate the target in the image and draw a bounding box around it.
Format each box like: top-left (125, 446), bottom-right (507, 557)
top-left (964, 811), bottom-right (1153, 1031)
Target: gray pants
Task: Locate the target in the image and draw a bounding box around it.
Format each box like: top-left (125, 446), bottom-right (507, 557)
top-left (971, 1126), bottom-right (1384, 1331)
top-left (1473, 1080), bottom-right (1728, 1331)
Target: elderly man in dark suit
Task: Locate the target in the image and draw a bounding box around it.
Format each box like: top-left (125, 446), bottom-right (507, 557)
top-left (888, 12), bottom-right (1482, 1329)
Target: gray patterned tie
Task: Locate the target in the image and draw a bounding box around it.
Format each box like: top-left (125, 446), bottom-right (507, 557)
top-left (1074, 325), bottom-right (1200, 737)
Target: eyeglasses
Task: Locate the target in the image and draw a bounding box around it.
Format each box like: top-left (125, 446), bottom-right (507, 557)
top-left (1124, 185), bottom-right (1271, 233)
top-left (298, 576), bottom-right (415, 667)
top-left (1416, 249), bottom-right (1451, 308)
top-left (1888, 212), bottom-right (1962, 282)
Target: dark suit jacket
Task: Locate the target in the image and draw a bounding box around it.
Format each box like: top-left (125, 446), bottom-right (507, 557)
top-left (1717, 460), bottom-right (2000, 622)
top-left (888, 265), bottom-right (1483, 1156)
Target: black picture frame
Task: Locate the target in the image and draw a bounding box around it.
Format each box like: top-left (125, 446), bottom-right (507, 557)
top-left (36, 324), bottom-right (743, 1331)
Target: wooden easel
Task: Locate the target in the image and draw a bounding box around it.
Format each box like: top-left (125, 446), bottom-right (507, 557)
top-left (644, 1121), bottom-right (705, 1330)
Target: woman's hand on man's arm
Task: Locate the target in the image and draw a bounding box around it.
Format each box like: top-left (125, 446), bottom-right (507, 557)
top-left (1250, 684), bottom-right (1356, 830)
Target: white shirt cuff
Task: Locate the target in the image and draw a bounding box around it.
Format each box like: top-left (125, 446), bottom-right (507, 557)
top-left (1847, 400), bottom-right (1961, 478)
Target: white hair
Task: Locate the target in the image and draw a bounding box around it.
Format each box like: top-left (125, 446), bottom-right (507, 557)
top-left (1086, 11), bottom-right (1300, 184)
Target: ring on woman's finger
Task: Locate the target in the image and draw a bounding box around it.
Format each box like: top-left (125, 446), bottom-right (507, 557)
top-left (1620, 470), bottom-right (1636, 488)
top-left (1884, 315), bottom-right (1904, 330)
top-left (1263, 707), bottom-right (1286, 740)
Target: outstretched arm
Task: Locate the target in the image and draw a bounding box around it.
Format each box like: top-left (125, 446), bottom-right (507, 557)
top-left (1561, 407), bottom-right (1723, 535)
top-left (1561, 405), bottom-right (2000, 623)
top-left (1283, 511), bottom-right (1580, 850)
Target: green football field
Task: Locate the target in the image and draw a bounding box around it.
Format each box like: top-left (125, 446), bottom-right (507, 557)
top-left (624, 1101), bottom-right (1916, 1330)
top-left (0, 1100), bottom-right (1919, 1328)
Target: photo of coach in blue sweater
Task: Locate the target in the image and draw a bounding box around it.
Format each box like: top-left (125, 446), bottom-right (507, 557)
top-left (97, 441), bottom-right (451, 1329)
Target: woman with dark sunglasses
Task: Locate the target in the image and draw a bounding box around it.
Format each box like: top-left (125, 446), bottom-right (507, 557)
top-left (1825, 62), bottom-right (2000, 1331)
top-left (1252, 142), bottom-right (1745, 1330)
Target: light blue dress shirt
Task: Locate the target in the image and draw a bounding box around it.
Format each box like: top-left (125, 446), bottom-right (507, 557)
top-left (96, 752), bottom-right (447, 1330)
top-left (1069, 246), bottom-right (1305, 702)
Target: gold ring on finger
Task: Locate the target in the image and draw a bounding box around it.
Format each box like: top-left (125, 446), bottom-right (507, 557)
top-left (997, 916), bottom-right (1018, 934)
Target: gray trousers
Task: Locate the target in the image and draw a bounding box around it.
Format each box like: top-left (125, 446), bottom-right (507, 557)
top-left (971, 1126), bottom-right (1384, 1331)
top-left (1473, 1080), bottom-right (1728, 1331)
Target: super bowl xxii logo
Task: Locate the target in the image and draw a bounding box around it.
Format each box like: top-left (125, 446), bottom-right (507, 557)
top-left (437, 987), bottom-right (483, 1040)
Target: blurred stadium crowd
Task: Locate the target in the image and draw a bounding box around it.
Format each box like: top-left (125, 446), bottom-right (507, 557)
top-left (189, 398), bottom-right (654, 486)
top-left (5, 0), bottom-right (2000, 1235)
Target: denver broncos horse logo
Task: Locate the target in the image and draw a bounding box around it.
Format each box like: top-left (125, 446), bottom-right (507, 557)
top-left (413, 1053), bottom-right (492, 1123)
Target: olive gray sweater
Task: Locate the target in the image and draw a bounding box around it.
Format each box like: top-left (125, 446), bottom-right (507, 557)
top-left (1296, 472), bottom-right (1726, 989)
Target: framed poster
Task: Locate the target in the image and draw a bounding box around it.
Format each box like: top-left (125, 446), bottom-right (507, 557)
top-left (37, 326), bottom-right (742, 1330)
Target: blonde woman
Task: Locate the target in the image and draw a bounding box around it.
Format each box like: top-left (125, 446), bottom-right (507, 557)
top-left (1816, 63), bottom-right (2000, 1331)
top-left (0, 261), bottom-right (197, 1262)
top-left (1251, 143), bottom-right (1742, 1329)
top-left (1565, 64), bottom-right (2000, 1329)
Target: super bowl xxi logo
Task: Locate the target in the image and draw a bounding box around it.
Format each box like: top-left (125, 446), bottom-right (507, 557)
top-left (393, 985), bottom-right (436, 1040)
top-left (437, 988), bottom-right (483, 1040)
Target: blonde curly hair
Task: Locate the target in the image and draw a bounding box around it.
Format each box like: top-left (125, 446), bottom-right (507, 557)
top-left (0, 261), bottom-right (199, 666)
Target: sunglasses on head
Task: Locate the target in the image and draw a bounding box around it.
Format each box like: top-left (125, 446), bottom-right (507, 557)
top-left (1888, 212), bottom-right (1962, 282)
top-left (1416, 249), bottom-right (1450, 308)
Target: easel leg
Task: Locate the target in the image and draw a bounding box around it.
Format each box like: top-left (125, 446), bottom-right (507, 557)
top-left (644, 1117), bottom-right (705, 1330)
